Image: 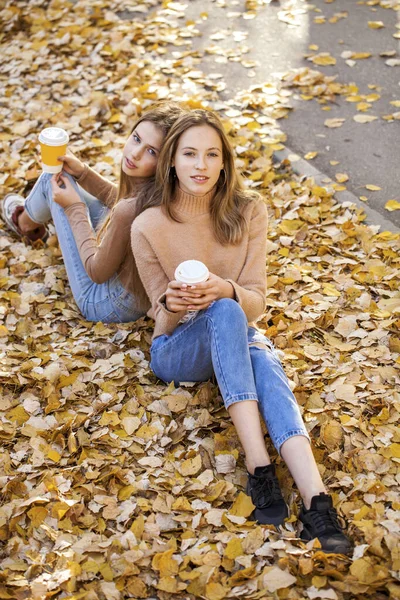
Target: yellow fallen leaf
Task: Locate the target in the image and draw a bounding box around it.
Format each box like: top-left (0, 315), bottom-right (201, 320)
top-left (351, 52), bottom-right (371, 60)
top-left (322, 283), bottom-right (341, 297)
top-left (353, 115), bottom-right (378, 123)
top-left (152, 549), bottom-right (179, 578)
top-left (311, 53), bottom-right (336, 66)
top-left (180, 454), bottom-right (202, 476)
top-left (385, 200), bottom-right (400, 211)
top-left (324, 118), bottom-right (345, 128)
top-left (205, 582), bottom-right (228, 600)
top-left (365, 184), bottom-right (381, 191)
top-left (47, 449), bottom-right (61, 463)
top-left (224, 538), bottom-right (244, 559)
top-left (304, 151), bottom-right (318, 160)
top-left (356, 102), bottom-right (372, 112)
top-left (359, 196), bottom-right (368, 202)
top-left (368, 21), bottom-right (385, 29)
top-left (335, 173), bottom-right (349, 183)
top-left (229, 492), bottom-right (255, 518)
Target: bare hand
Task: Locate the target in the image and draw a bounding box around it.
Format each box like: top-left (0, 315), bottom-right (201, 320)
top-left (51, 174), bottom-right (82, 209)
top-left (57, 150), bottom-right (85, 178)
top-left (165, 280), bottom-right (202, 313)
top-left (165, 273), bottom-right (234, 312)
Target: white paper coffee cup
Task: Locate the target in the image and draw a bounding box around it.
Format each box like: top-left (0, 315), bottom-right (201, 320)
top-left (39, 127), bottom-right (69, 173)
top-left (175, 260), bottom-right (209, 284)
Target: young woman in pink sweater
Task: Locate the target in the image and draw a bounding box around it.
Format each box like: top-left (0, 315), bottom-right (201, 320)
top-left (131, 110), bottom-right (352, 554)
top-left (1, 103), bottom-right (185, 322)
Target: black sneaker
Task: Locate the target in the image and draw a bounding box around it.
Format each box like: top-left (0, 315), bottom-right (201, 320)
top-left (246, 464), bottom-right (288, 527)
top-left (299, 493), bottom-right (352, 554)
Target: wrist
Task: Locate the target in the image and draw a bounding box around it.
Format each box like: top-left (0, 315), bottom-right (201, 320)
top-left (221, 280), bottom-right (235, 299)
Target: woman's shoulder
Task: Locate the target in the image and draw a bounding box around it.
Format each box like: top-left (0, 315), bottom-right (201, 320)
top-left (131, 205), bottom-right (165, 233)
top-left (241, 192), bottom-right (268, 218)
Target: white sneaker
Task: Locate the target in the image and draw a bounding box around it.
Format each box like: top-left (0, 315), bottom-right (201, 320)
top-left (1, 194), bottom-right (48, 242)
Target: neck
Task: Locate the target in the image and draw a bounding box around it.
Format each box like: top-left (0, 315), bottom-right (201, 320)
top-left (174, 185), bottom-right (215, 216)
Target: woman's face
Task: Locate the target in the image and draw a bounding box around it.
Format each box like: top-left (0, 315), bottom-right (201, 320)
top-left (122, 120), bottom-right (164, 178)
top-left (172, 124), bottom-right (224, 196)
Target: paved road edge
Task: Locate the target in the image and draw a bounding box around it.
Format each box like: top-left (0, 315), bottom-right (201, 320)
top-left (274, 148), bottom-right (398, 234)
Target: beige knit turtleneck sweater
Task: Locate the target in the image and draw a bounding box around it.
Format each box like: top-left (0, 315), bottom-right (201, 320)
top-left (131, 187), bottom-right (268, 338)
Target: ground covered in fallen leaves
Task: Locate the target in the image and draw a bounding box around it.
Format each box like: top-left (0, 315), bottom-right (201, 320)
top-left (0, 1), bottom-right (399, 599)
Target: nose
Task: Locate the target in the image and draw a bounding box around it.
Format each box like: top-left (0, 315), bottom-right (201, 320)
top-left (131, 145), bottom-right (143, 161)
top-left (195, 154), bottom-right (206, 170)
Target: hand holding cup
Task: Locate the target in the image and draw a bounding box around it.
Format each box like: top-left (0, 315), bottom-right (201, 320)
top-left (57, 150), bottom-right (85, 178)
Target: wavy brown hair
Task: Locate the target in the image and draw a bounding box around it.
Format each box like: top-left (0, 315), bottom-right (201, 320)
top-left (152, 109), bottom-right (260, 245)
top-left (97, 101), bottom-right (186, 240)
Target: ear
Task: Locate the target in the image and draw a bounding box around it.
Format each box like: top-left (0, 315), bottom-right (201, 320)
top-left (171, 159), bottom-right (175, 167)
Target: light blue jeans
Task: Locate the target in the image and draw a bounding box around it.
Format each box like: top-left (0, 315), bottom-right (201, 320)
top-left (24, 172), bottom-right (144, 323)
top-left (150, 299), bottom-right (309, 453)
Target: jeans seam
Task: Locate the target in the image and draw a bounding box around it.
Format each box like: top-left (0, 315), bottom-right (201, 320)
top-left (206, 312), bottom-right (231, 399)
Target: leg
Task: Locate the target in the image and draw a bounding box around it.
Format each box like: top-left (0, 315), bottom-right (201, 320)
top-left (22, 174), bottom-right (108, 231)
top-left (228, 402), bottom-right (271, 474)
top-left (150, 300), bottom-right (287, 526)
top-left (151, 300), bottom-right (271, 471)
top-left (23, 174), bottom-right (135, 322)
top-left (249, 329), bottom-right (352, 551)
top-left (78, 187), bottom-right (109, 230)
top-left (280, 436), bottom-right (325, 510)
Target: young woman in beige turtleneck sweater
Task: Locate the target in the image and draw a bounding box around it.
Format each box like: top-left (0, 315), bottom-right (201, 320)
top-left (131, 110), bottom-right (351, 554)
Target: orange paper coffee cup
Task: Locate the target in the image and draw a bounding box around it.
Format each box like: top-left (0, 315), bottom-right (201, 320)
top-left (39, 127), bottom-right (69, 173)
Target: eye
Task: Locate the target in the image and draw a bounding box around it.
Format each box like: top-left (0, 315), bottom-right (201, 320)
top-left (132, 133), bottom-right (140, 143)
top-left (209, 152), bottom-right (219, 157)
top-left (148, 148), bottom-right (157, 157)
top-left (184, 151), bottom-right (195, 156)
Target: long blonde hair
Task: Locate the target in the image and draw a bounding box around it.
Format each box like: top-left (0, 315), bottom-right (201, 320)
top-left (152, 109), bottom-right (260, 245)
top-left (97, 102), bottom-right (186, 240)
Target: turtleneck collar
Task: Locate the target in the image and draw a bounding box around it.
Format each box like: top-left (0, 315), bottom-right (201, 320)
top-left (174, 186), bottom-right (215, 216)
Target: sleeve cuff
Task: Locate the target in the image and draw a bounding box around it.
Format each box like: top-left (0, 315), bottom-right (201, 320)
top-left (75, 163), bottom-right (89, 183)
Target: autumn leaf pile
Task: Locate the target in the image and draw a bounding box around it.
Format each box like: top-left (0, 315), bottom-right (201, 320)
top-left (0, 1), bottom-right (399, 599)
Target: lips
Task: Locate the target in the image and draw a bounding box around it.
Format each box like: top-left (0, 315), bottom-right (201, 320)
top-left (125, 157), bottom-right (137, 169)
top-left (190, 176), bottom-right (209, 183)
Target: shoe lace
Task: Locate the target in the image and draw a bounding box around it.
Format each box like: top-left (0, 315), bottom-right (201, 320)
top-left (251, 474), bottom-right (283, 508)
top-left (308, 507), bottom-right (345, 535)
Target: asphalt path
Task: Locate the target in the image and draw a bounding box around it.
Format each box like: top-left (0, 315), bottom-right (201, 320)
top-left (175, 0), bottom-right (400, 231)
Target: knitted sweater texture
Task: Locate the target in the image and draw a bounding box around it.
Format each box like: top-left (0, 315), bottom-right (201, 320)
top-left (63, 164), bottom-right (150, 313)
top-left (131, 187), bottom-right (268, 338)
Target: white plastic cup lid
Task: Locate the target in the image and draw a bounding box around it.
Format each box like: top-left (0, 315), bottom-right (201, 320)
top-left (39, 127), bottom-right (69, 146)
top-left (175, 260), bottom-right (209, 284)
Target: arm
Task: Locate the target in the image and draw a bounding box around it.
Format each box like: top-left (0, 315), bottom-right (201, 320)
top-left (75, 164), bottom-right (118, 208)
top-left (131, 224), bottom-right (186, 335)
top-left (227, 200), bottom-right (268, 321)
top-left (64, 200), bottom-right (133, 284)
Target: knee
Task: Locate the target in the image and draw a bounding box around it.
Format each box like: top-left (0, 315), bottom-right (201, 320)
top-left (207, 298), bottom-right (247, 326)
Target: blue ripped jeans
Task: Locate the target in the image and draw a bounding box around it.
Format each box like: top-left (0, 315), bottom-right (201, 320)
top-left (24, 172), bottom-right (144, 323)
top-left (150, 299), bottom-right (309, 453)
